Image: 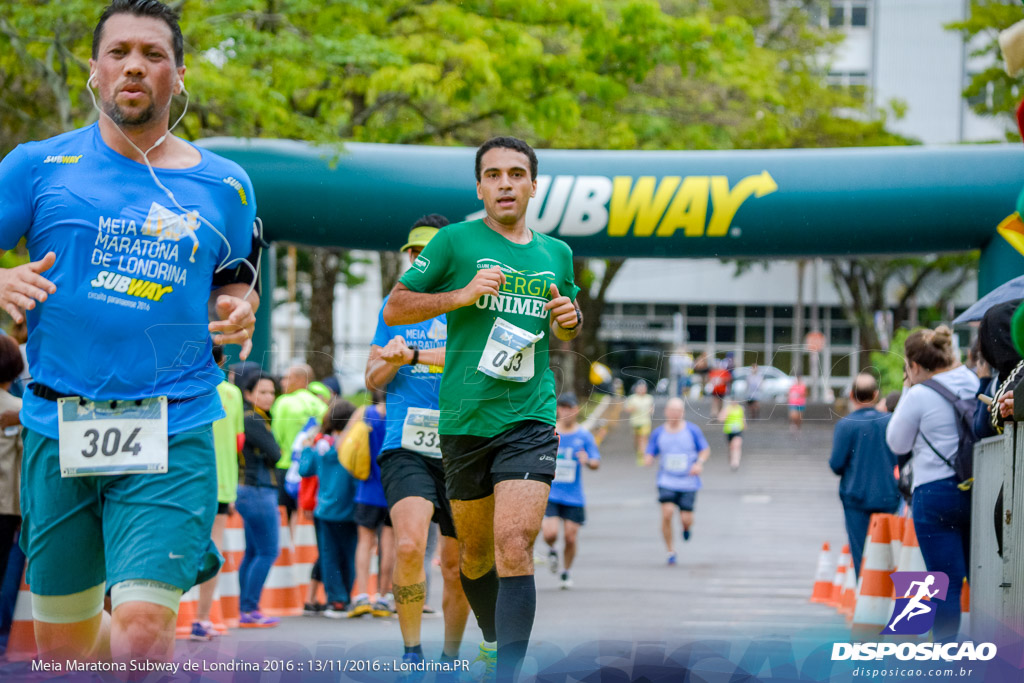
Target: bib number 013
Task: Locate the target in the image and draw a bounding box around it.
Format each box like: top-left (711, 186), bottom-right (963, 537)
top-left (58, 396), bottom-right (168, 477)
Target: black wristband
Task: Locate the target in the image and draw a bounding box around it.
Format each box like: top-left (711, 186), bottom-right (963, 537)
top-left (409, 347), bottom-right (419, 366)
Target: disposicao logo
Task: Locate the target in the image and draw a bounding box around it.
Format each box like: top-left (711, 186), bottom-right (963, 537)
top-left (830, 571), bottom-right (997, 663)
top-left (882, 571), bottom-right (948, 635)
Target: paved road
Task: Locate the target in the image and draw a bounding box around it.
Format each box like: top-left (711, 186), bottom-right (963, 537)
top-left (176, 397), bottom-right (855, 668)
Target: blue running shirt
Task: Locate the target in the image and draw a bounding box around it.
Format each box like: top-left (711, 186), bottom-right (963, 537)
top-left (549, 426), bottom-right (600, 507)
top-left (646, 422), bottom-right (708, 492)
top-left (0, 124), bottom-right (256, 438)
top-left (371, 296), bottom-right (446, 454)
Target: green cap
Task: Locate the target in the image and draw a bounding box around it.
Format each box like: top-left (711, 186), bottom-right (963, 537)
top-left (308, 381), bottom-right (331, 401)
top-left (1012, 302), bottom-right (1024, 359)
top-left (401, 226), bottom-right (439, 252)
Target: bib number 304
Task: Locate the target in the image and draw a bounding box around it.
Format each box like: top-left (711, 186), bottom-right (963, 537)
top-left (58, 397), bottom-right (168, 477)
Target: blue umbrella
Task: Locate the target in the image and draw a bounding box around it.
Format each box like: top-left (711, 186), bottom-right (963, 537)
top-left (953, 275), bottom-right (1024, 324)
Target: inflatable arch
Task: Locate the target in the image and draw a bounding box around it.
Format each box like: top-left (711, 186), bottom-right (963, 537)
top-left (198, 139), bottom-right (1024, 365)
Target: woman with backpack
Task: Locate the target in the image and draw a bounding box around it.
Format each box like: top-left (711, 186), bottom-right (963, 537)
top-left (885, 325), bottom-right (978, 642)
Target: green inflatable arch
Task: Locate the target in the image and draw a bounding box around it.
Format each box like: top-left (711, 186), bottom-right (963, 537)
top-left (197, 139), bottom-right (1024, 366)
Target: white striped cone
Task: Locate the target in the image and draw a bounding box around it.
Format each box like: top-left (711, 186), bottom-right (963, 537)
top-left (829, 545), bottom-right (850, 608)
top-left (896, 517), bottom-right (927, 573)
top-left (851, 514), bottom-right (897, 638)
top-left (7, 569), bottom-right (36, 661)
top-left (258, 507), bottom-right (302, 616)
top-left (811, 542), bottom-right (835, 604)
top-left (293, 515), bottom-right (318, 594)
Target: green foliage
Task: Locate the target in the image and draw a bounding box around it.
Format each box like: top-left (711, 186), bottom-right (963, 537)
top-left (948, 0), bottom-right (1023, 141)
top-left (2, 0), bottom-right (905, 155)
top-left (868, 327), bottom-right (918, 395)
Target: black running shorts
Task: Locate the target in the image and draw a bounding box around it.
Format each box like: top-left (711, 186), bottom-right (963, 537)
top-left (439, 420), bottom-right (558, 501)
top-left (378, 448), bottom-right (457, 538)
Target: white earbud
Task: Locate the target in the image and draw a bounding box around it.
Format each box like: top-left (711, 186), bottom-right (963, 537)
top-left (88, 73), bottom-right (97, 88)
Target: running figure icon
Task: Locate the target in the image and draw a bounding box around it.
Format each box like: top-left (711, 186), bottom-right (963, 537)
top-left (887, 575), bottom-right (940, 630)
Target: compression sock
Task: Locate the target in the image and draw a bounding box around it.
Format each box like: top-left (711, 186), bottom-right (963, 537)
top-left (459, 567), bottom-right (498, 643)
top-left (404, 644), bottom-right (423, 657)
top-left (495, 574), bottom-right (536, 683)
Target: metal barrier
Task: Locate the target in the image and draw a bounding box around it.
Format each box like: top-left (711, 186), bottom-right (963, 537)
top-left (970, 424), bottom-right (1021, 642)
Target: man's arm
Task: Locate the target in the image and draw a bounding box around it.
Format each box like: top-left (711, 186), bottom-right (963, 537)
top-left (365, 338), bottom-right (446, 391)
top-left (829, 423), bottom-right (849, 475)
top-left (383, 266), bottom-right (505, 326)
top-left (209, 283), bottom-right (260, 360)
top-left (690, 447), bottom-right (711, 475)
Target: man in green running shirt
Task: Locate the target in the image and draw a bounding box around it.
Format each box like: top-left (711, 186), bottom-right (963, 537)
top-left (384, 136), bottom-right (581, 682)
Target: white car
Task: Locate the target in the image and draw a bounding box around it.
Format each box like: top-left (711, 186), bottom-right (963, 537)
top-left (730, 366), bottom-right (795, 403)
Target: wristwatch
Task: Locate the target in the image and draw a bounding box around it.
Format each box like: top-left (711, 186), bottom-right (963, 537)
top-left (408, 347), bottom-right (419, 366)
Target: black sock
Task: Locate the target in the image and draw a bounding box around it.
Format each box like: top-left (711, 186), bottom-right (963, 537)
top-left (404, 644), bottom-right (423, 657)
top-left (496, 574), bottom-right (536, 683)
top-left (460, 567), bottom-right (498, 643)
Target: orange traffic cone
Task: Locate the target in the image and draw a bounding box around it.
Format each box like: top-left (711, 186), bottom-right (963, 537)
top-left (220, 510), bottom-right (244, 627)
top-left (6, 568), bottom-right (36, 661)
top-left (896, 517), bottom-right (926, 573)
top-left (839, 555), bottom-right (857, 617)
top-left (258, 506), bottom-right (303, 617)
top-left (293, 513), bottom-right (318, 598)
top-left (960, 578), bottom-right (970, 634)
top-left (810, 542), bottom-right (835, 604)
top-left (851, 513), bottom-right (897, 639)
top-left (174, 585), bottom-right (200, 639)
top-left (829, 545), bottom-right (850, 607)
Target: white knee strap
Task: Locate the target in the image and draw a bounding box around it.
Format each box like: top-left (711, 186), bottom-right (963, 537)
top-left (32, 583), bottom-right (105, 624)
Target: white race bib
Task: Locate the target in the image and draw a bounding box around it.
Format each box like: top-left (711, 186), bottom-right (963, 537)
top-left (664, 453), bottom-right (691, 474)
top-left (401, 407), bottom-right (442, 458)
top-left (477, 318), bottom-right (544, 382)
top-left (58, 397), bottom-right (168, 477)
top-left (554, 457), bottom-right (577, 484)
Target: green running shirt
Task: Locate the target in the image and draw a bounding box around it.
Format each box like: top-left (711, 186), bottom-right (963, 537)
top-left (399, 220), bottom-right (579, 437)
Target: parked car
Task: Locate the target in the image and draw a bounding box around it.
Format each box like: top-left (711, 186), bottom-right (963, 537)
top-left (728, 365), bottom-right (795, 403)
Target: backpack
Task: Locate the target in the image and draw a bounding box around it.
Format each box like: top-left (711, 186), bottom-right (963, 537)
top-left (338, 407), bottom-right (371, 481)
top-left (919, 379), bottom-right (980, 491)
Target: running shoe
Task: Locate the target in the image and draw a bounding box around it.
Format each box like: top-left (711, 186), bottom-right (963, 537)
top-left (371, 598), bottom-right (393, 618)
top-left (200, 620), bottom-right (224, 637)
top-left (348, 595), bottom-right (372, 618)
top-left (239, 611), bottom-right (280, 628)
top-left (667, 552), bottom-right (677, 566)
top-left (547, 547), bottom-right (559, 574)
top-left (324, 602), bottom-right (349, 618)
top-left (303, 602), bottom-right (326, 616)
top-left (560, 572), bottom-right (574, 590)
top-left (189, 621), bottom-right (215, 641)
top-left (468, 641), bottom-right (497, 683)
top-left (422, 604), bottom-right (436, 614)
top-left (683, 528), bottom-right (691, 542)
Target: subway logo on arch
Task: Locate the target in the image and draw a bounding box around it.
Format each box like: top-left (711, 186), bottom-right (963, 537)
top-left (468, 172), bottom-right (777, 237)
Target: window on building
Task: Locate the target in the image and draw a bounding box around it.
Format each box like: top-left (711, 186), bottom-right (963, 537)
top-left (654, 304), bottom-right (680, 317)
top-left (746, 305), bottom-right (766, 318)
top-left (716, 305), bottom-right (738, 318)
top-left (773, 326), bottom-right (794, 344)
top-left (688, 324), bottom-right (708, 343)
top-left (831, 354), bottom-right (852, 378)
top-left (829, 3), bottom-right (845, 27)
top-left (744, 351), bottom-right (763, 366)
top-left (603, 303), bottom-right (619, 316)
top-left (831, 324), bottom-right (854, 345)
top-left (745, 325), bottom-right (766, 344)
top-left (850, 2), bottom-right (868, 27)
top-left (716, 324), bottom-right (737, 343)
top-left (687, 304), bottom-right (709, 318)
top-left (827, 71), bottom-right (869, 101)
top-left (623, 303), bottom-right (647, 316)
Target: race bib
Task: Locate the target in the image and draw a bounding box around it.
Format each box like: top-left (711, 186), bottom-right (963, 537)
top-left (58, 397), bottom-right (168, 477)
top-left (664, 453), bottom-right (691, 474)
top-left (401, 407), bottom-right (442, 458)
top-left (554, 456), bottom-right (577, 483)
top-left (477, 318), bottom-right (543, 382)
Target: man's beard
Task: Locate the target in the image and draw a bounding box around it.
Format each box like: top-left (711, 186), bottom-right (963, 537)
top-left (104, 99), bottom-right (155, 127)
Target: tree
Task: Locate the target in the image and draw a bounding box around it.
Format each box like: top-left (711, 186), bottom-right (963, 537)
top-left (829, 252), bottom-right (978, 370)
top-left (2, 0), bottom-right (908, 383)
top-left (949, 0), bottom-right (1023, 141)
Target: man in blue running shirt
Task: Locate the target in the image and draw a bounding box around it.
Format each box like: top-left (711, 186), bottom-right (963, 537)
top-left (368, 215), bottom-right (470, 674)
top-left (541, 393), bottom-right (600, 590)
top-left (644, 398), bottom-right (710, 566)
top-left (0, 0), bottom-right (258, 665)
